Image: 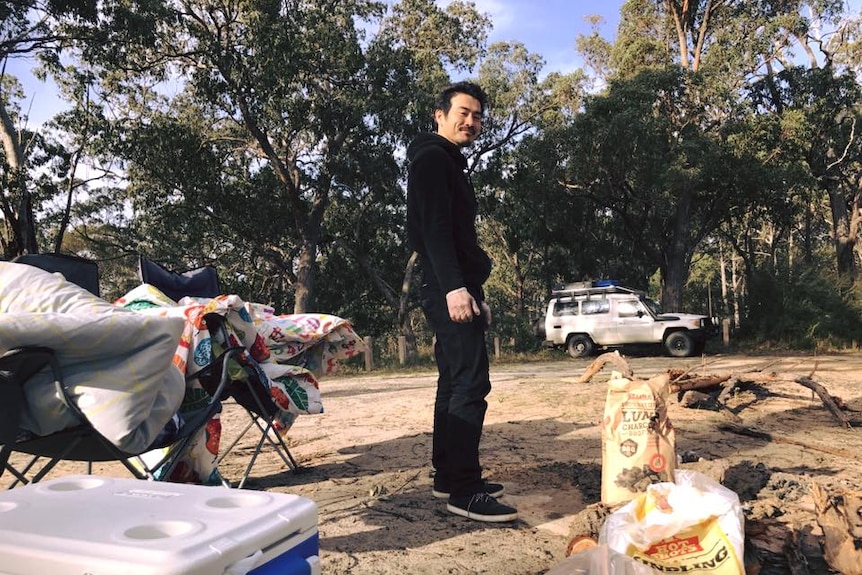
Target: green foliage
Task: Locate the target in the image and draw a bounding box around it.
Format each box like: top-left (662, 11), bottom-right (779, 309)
top-left (37, 0), bottom-right (495, 319)
top-left (739, 266), bottom-right (862, 348)
top-left (559, 66), bottom-right (760, 308)
top-left (612, 0), bottom-right (672, 76)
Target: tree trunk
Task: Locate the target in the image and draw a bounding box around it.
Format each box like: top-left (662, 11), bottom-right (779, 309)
top-left (732, 252), bottom-right (741, 327)
top-left (0, 101), bottom-right (35, 257)
top-left (0, 102), bottom-right (22, 172)
top-left (293, 239), bottom-right (317, 314)
top-left (720, 242), bottom-right (729, 318)
top-left (660, 189), bottom-right (693, 310)
top-left (398, 252), bottom-right (420, 358)
top-left (825, 177), bottom-right (857, 283)
top-left (18, 190), bottom-right (38, 255)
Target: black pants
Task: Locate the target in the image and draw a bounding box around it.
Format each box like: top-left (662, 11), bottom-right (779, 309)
top-left (421, 284), bottom-right (491, 497)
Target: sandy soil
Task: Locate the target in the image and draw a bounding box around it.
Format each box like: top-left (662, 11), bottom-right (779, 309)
top-left (6, 351), bottom-right (862, 574)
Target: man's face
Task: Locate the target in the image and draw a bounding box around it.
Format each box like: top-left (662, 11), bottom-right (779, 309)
top-left (435, 93), bottom-right (483, 147)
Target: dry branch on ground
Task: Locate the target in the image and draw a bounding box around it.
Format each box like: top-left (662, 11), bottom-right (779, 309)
top-left (811, 484), bottom-right (862, 575)
top-left (579, 352), bottom-right (861, 428)
top-left (576, 350), bottom-right (634, 382)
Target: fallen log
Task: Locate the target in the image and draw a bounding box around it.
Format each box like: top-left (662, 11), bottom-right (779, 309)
top-left (670, 371), bottom-right (781, 394)
top-left (794, 376), bottom-right (853, 428)
top-left (811, 483), bottom-right (862, 575)
top-left (673, 369), bottom-right (859, 428)
top-left (669, 374), bottom-right (731, 394)
top-left (576, 351), bottom-right (633, 383)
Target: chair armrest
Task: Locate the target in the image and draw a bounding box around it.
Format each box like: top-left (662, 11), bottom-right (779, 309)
top-left (0, 346), bottom-right (87, 424)
top-left (185, 345), bottom-right (246, 402)
top-left (0, 347), bottom-right (55, 384)
top-left (0, 347), bottom-right (71, 445)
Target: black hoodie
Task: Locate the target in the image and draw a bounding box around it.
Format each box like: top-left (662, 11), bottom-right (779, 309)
top-left (406, 132), bottom-right (492, 295)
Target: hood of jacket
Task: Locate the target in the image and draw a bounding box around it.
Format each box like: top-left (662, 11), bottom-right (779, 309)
top-left (406, 132), bottom-right (468, 170)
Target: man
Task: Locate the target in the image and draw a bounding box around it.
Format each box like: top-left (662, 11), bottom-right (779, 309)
top-left (406, 81), bottom-right (518, 523)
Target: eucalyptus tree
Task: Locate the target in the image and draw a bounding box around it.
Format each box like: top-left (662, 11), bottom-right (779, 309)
top-left (687, 0), bottom-right (862, 340)
top-left (49, 0), bottom-right (497, 318)
top-left (566, 0), bottom-right (856, 315)
top-left (467, 52), bottom-right (595, 341)
top-left (0, 72), bottom-right (38, 257)
top-left (321, 0), bottom-right (491, 350)
top-left (0, 0), bottom-right (100, 258)
top-left (562, 67), bottom-right (757, 311)
top-left (655, 0), bottom-right (862, 286)
top-left (745, 67), bottom-right (862, 281)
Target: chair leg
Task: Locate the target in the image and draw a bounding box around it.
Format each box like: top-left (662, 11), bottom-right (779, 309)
top-left (3, 452), bottom-right (34, 489)
top-left (28, 457), bottom-right (66, 485)
top-left (6, 435), bottom-right (89, 488)
top-left (214, 418), bottom-right (256, 468)
top-left (233, 412), bottom-right (300, 489)
top-left (256, 417), bottom-right (299, 470)
top-left (4, 464), bottom-right (30, 488)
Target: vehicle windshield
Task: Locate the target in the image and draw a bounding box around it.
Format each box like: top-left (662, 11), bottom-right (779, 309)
top-left (643, 298), bottom-right (662, 315)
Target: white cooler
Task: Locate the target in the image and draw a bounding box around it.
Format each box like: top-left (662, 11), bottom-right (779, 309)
top-left (0, 475), bottom-right (320, 575)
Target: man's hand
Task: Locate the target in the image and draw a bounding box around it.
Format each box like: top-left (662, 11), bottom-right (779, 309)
top-left (446, 287), bottom-right (480, 323)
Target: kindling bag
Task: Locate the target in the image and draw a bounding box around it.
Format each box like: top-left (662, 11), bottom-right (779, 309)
top-left (601, 372), bottom-right (676, 506)
top-left (600, 470), bottom-right (745, 574)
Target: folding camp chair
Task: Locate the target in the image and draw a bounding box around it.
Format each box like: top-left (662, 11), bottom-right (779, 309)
top-left (0, 255), bottom-right (238, 488)
top-left (138, 256), bottom-right (220, 301)
top-left (138, 256), bottom-right (301, 488)
top-left (0, 343), bottom-right (238, 488)
top-left (12, 253), bottom-right (100, 296)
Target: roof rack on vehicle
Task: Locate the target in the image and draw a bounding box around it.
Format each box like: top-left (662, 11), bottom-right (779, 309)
top-left (550, 280), bottom-right (642, 299)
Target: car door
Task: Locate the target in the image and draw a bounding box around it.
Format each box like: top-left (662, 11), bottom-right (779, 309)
top-left (613, 298), bottom-right (656, 344)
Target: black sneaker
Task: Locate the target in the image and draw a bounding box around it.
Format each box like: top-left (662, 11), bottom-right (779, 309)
top-left (447, 493), bottom-right (518, 523)
top-left (432, 480), bottom-right (504, 500)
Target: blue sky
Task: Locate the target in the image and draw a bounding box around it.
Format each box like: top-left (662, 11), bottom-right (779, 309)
top-left (468, 0), bottom-right (622, 75)
top-left (474, 0), bottom-right (862, 75)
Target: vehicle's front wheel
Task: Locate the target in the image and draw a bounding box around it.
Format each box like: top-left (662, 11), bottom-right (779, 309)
top-left (665, 331), bottom-right (694, 357)
top-left (566, 334), bottom-right (595, 358)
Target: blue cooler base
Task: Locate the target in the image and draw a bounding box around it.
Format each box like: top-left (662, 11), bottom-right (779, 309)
top-left (249, 532), bottom-right (320, 575)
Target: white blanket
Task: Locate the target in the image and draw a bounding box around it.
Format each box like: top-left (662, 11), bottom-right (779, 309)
top-left (0, 262), bottom-right (185, 453)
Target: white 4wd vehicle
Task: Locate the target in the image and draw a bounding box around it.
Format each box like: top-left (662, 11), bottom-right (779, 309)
top-left (543, 282), bottom-right (715, 358)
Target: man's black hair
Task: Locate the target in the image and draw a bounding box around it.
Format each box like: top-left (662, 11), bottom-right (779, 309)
top-left (434, 81), bottom-right (488, 115)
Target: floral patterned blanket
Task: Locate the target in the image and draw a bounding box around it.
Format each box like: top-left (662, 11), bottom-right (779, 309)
top-left (115, 284), bottom-right (366, 484)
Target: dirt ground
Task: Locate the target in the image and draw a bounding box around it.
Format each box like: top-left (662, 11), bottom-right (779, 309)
top-left (7, 350), bottom-right (862, 574)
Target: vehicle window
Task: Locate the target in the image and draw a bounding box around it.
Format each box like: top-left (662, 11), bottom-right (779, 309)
top-left (617, 300), bottom-right (641, 317)
top-left (553, 301), bottom-right (579, 316)
top-left (643, 298), bottom-right (662, 315)
top-left (582, 299), bottom-right (610, 315)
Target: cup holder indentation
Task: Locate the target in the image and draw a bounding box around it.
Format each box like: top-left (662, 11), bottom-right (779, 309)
top-left (0, 502), bottom-right (18, 513)
top-left (41, 477), bottom-right (107, 492)
top-left (205, 493), bottom-right (271, 509)
top-left (123, 520), bottom-right (201, 540)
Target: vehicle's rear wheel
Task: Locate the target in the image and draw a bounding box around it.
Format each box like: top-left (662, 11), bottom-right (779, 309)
top-left (665, 331), bottom-right (694, 357)
top-left (567, 335), bottom-right (595, 358)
